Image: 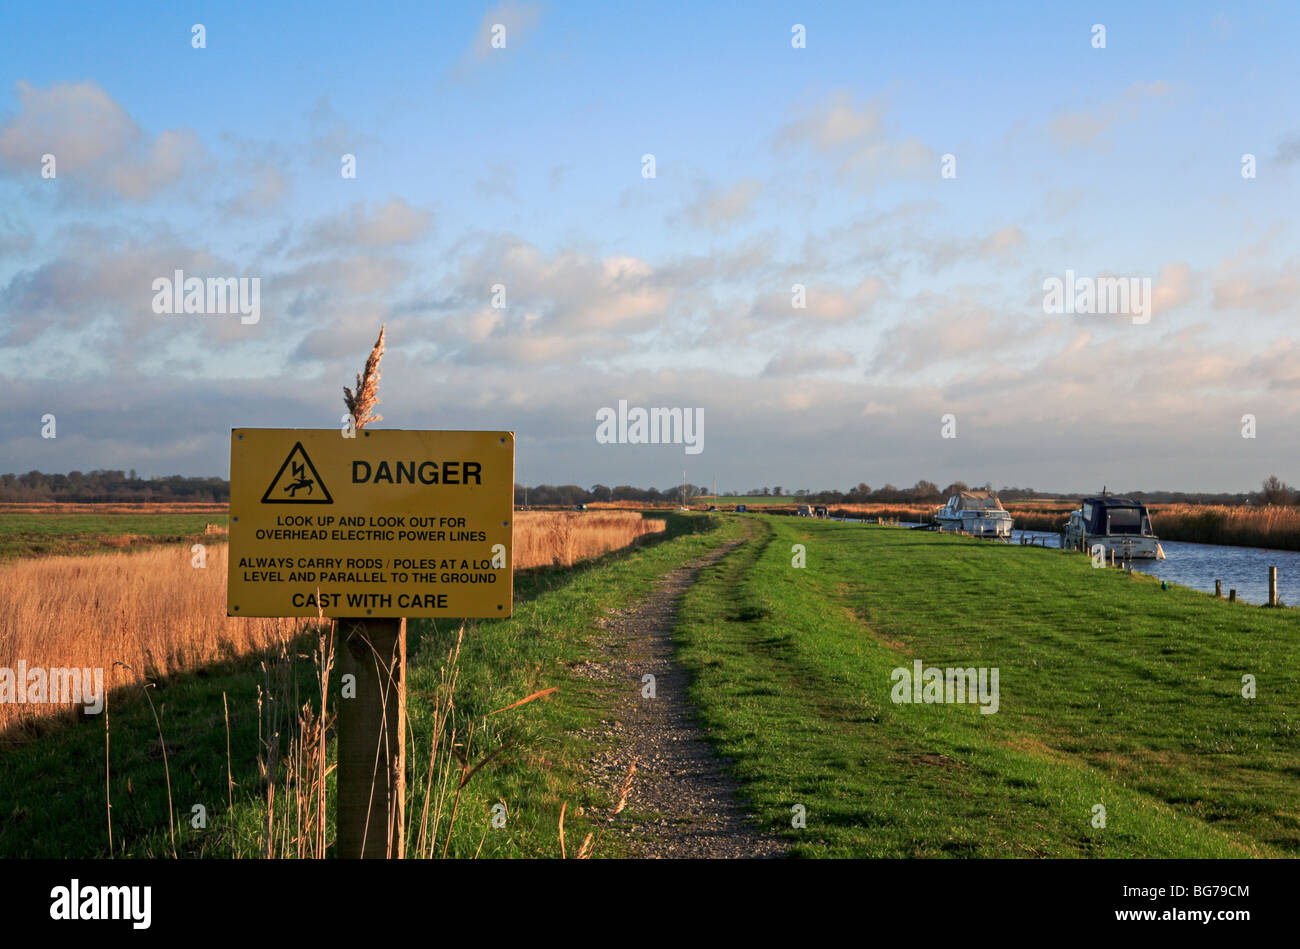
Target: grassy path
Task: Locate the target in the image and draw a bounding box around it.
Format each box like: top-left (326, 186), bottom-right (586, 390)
top-left (674, 517), bottom-right (1300, 857)
top-left (573, 524), bottom-right (785, 857)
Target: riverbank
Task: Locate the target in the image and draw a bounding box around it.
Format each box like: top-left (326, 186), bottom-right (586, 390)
top-left (1012, 529), bottom-right (1300, 606)
top-left (675, 517), bottom-right (1300, 857)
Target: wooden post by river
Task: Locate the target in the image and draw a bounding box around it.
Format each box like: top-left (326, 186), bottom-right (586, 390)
top-left (1268, 566), bottom-right (1278, 607)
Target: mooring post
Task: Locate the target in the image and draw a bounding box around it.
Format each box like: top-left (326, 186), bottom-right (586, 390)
top-left (1268, 566), bottom-right (1278, 607)
top-left (1215, 579), bottom-right (1222, 598)
top-left (337, 616), bottom-right (406, 858)
top-left (1229, 589), bottom-right (1237, 603)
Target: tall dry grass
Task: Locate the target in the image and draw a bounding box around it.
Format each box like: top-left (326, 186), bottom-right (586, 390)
top-left (817, 503), bottom-right (936, 521)
top-left (1145, 504), bottom-right (1300, 550)
top-left (253, 623), bottom-right (335, 858)
top-left (0, 544), bottom-right (313, 736)
top-left (513, 510), bottom-right (665, 567)
top-left (0, 511), bottom-right (664, 734)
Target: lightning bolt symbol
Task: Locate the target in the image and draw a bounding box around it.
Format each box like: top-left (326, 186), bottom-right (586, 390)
top-left (292, 460), bottom-right (304, 479)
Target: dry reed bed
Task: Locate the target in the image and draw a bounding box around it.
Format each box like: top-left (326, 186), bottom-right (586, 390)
top-left (513, 510), bottom-right (665, 567)
top-left (0, 511), bottom-right (664, 731)
top-left (1140, 504), bottom-right (1300, 550)
top-left (0, 543), bottom-right (312, 735)
top-left (819, 503), bottom-right (935, 521)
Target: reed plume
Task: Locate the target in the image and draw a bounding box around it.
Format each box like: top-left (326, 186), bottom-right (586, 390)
top-left (343, 324), bottom-right (386, 429)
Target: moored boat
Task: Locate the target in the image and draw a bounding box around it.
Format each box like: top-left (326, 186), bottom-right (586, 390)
top-left (933, 490), bottom-right (1014, 537)
top-left (1063, 494), bottom-right (1165, 560)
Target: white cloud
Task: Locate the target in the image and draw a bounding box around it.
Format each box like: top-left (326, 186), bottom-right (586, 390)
top-left (1048, 81), bottom-right (1171, 150)
top-left (750, 277), bottom-right (886, 325)
top-left (762, 349), bottom-right (856, 377)
top-left (775, 91), bottom-right (935, 190)
top-left (296, 198), bottom-right (433, 253)
top-left (775, 92), bottom-right (885, 152)
top-left (0, 80), bottom-right (201, 200)
top-left (680, 179), bottom-right (762, 231)
top-left (1212, 257), bottom-right (1300, 316)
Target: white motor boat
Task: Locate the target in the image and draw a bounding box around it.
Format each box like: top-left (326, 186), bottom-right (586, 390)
top-left (1063, 495), bottom-right (1165, 560)
top-left (933, 490), bottom-right (1014, 537)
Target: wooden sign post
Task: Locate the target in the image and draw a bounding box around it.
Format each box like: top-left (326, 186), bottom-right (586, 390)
top-left (227, 428), bottom-right (514, 857)
top-left (336, 616), bottom-right (405, 858)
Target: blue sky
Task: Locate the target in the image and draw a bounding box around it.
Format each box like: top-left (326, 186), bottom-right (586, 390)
top-left (1, 1), bottom-right (1298, 493)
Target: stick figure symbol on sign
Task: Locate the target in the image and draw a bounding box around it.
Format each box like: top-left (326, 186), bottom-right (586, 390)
top-left (260, 441), bottom-right (334, 504)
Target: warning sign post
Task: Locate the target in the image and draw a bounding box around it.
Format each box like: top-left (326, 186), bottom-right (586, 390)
top-left (228, 425), bottom-right (514, 858)
top-left (228, 428), bottom-right (514, 618)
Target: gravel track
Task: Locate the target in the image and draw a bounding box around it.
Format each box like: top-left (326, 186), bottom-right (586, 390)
top-left (575, 532), bottom-right (787, 858)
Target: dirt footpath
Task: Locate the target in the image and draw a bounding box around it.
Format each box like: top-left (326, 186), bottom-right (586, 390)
top-left (575, 536), bottom-right (787, 858)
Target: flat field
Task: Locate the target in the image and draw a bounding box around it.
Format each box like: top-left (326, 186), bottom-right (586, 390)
top-left (2, 510), bottom-right (1296, 859)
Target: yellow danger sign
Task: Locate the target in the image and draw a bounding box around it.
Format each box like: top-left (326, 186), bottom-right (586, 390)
top-left (228, 428), bottom-right (514, 618)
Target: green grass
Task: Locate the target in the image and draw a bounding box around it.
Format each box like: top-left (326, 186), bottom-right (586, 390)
top-left (0, 512), bottom-right (741, 858)
top-left (6, 511), bottom-right (1297, 859)
top-left (0, 513), bottom-right (227, 562)
top-left (673, 518), bottom-right (1300, 857)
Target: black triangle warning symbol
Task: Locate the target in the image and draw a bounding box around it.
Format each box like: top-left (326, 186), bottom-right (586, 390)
top-left (261, 442), bottom-right (334, 504)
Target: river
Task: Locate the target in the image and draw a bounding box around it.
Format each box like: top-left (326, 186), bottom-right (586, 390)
top-left (1011, 530), bottom-right (1300, 606)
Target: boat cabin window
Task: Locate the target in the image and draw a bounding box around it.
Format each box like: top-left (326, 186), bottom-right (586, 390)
top-left (1082, 502), bottom-right (1094, 522)
top-left (1107, 507), bottom-right (1143, 534)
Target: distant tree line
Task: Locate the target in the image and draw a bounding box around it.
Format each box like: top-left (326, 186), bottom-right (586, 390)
top-left (3, 470), bottom-right (1289, 507)
top-left (517, 478), bottom-right (1288, 507)
top-left (0, 470), bottom-right (229, 502)
top-left (515, 483), bottom-right (709, 506)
